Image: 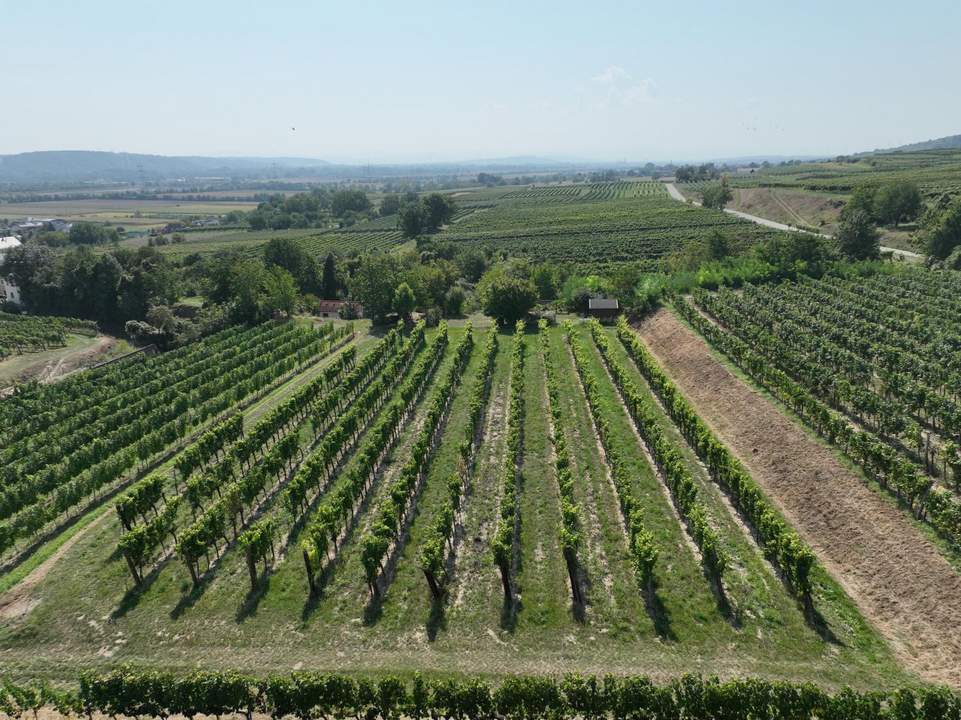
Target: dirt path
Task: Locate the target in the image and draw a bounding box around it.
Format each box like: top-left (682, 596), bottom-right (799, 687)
top-left (660, 182), bottom-right (921, 260)
top-left (635, 307), bottom-right (961, 687)
top-left (0, 510), bottom-right (112, 621)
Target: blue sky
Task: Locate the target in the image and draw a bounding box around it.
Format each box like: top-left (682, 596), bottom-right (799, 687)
top-left (2, 0), bottom-right (959, 162)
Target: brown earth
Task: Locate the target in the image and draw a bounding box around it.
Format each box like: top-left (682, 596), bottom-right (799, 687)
top-left (635, 307), bottom-right (961, 687)
top-left (732, 187), bottom-right (841, 233)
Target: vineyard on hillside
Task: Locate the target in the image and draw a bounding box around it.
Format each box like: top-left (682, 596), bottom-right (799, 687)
top-left (436, 184), bottom-right (784, 270)
top-left (0, 318), bottom-right (905, 689)
top-left (715, 148), bottom-right (961, 198)
top-left (683, 266), bottom-right (961, 549)
top-left (0, 320), bottom-right (351, 564)
top-left (120, 178), bottom-right (781, 270)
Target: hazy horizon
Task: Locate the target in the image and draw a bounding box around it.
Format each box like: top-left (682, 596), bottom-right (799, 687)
top-left (4, 0), bottom-right (959, 163)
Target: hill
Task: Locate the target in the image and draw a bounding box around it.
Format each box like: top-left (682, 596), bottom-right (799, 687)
top-left (0, 151), bottom-right (330, 183)
top-left (873, 133), bottom-right (961, 154)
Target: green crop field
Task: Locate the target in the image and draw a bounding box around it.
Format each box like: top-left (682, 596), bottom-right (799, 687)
top-left (712, 149), bottom-right (961, 200)
top-left (0, 316), bottom-right (911, 694)
top-left (685, 267), bottom-right (961, 550)
top-left (433, 181), bottom-right (784, 270)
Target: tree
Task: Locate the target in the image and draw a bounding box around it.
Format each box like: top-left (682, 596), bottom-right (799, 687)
top-left (321, 253), bottom-right (339, 300)
top-left (90, 253), bottom-right (123, 322)
top-left (844, 184), bottom-right (878, 220)
top-left (348, 254), bottom-right (404, 323)
top-left (531, 263), bottom-right (559, 300)
top-left (379, 194), bottom-right (401, 217)
top-left (455, 247), bottom-right (487, 282)
top-left (477, 267), bottom-right (537, 325)
top-left (874, 181), bottom-right (922, 226)
top-left (701, 182), bottom-right (733, 210)
top-left (399, 203), bottom-right (426, 239)
top-left (923, 196), bottom-right (961, 260)
top-left (229, 260), bottom-right (269, 323)
top-left (69, 222), bottom-right (119, 245)
top-left (610, 264), bottom-right (641, 304)
top-left (443, 285), bottom-right (466, 317)
top-left (264, 266), bottom-right (299, 317)
top-left (263, 237), bottom-right (318, 293)
top-left (392, 282), bottom-right (416, 323)
top-left (706, 230), bottom-right (731, 260)
top-left (422, 194), bottom-right (456, 232)
top-left (331, 189), bottom-right (371, 217)
top-left (836, 210), bottom-right (880, 260)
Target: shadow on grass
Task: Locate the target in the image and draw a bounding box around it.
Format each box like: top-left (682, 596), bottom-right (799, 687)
top-left (235, 573), bottom-right (271, 622)
top-left (426, 592), bottom-right (447, 641)
top-left (112, 563), bottom-right (162, 620)
top-left (707, 571), bottom-right (742, 630)
top-left (643, 584), bottom-right (676, 641)
top-left (499, 587), bottom-right (519, 633)
top-left (170, 571), bottom-right (215, 620)
top-left (803, 594), bottom-right (842, 645)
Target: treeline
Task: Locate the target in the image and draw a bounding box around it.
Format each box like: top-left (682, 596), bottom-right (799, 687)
top-left (246, 188), bottom-right (374, 230)
top-left (1, 670), bottom-right (955, 719)
top-left (2, 244), bottom-right (178, 327)
top-left (675, 163), bottom-right (722, 183)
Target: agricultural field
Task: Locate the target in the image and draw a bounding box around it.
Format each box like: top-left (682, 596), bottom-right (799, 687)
top-left (127, 226), bottom-right (409, 260)
top-left (676, 151), bottom-right (961, 252)
top-left (684, 267), bottom-right (961, 551)
top-left (0, 316), bottom-right (918, 693)
top-left (436, 181), bottom-right (784, 271)
top-left (0, 198), bottom-right (258, 232)
top-left (0, 320), bottom-right (351, 568)
top-left (102, 179), bottom-right (769, 269)
top-left (723, 149), bottom-right (961, 199)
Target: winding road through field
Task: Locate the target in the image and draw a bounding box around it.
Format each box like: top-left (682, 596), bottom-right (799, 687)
top-left (662, 182), bottom-right (923, 260)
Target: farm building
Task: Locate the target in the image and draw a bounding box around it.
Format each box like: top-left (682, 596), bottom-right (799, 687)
top-left (587, 297), bottom-right (619, 321)
top-left (315, 300), bottom-right (363, 319)
top-left (0, 236), bottom-right (23, 304)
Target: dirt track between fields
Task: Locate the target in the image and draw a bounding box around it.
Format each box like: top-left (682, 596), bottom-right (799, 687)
top-left (635, 308), bottom-right (961, 687)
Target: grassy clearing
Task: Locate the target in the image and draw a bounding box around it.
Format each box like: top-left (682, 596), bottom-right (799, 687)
top-left (0, 333), bottom-right (116, 385)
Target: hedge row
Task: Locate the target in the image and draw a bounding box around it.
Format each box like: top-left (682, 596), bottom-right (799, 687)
top-left (2, 670), bottom-right (957, 719)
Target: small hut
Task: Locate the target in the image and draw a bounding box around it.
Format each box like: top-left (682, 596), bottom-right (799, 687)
top-left (587, 298), bottom-right (619, 322)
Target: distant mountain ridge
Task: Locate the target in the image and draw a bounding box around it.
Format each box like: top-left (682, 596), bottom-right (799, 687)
top-left (872, 134), bottom-right (961, 154)
top-left (0, 151), bottom-right (331, 183)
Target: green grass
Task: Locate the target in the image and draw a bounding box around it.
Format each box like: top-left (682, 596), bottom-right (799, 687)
top-left (0, 333), bottom-right (106, 385)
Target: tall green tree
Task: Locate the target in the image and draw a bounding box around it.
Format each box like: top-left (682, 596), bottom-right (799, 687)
top-left (701, 182), bottom-right (733, 209)
top-left (836, 210), bottom-right (880, 260)
top-left (264, 266), bottom-right (299, 316)
top-left (874, 181), bottom-right (923, 226)
top-left (321, 253), bottom-right (339, 300)
top-left (392, 282), bottom-right (416, 323)
top-left (923, 196), bottom-right (961, 260)
top-left (263, 237), bottom-right (318, 293)
top-left (477, 266), bottom-right (537, 325)
top-left (399, 203), bottom-right (426, 239)
top-left (348, 254), bottom-right (404, 322)
top-left (422, 193), bottom-right (456, 231)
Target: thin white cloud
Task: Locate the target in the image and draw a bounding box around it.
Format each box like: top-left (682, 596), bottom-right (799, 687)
top-left (591, 65), bottom-right (658, 106)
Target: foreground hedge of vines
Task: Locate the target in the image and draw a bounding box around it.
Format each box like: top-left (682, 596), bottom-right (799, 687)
top-left (2, 670), bottom-right (957, 719)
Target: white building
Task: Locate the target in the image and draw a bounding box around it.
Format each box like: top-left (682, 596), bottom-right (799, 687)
top-left (0, 236), bottom-right (23, 305)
